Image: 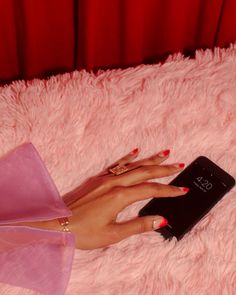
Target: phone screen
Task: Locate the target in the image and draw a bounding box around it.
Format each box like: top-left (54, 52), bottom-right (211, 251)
top-left (139, 157), bottom-right (235, 239)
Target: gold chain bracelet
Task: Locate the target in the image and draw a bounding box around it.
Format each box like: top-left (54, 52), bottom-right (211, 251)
top-left (58, 217), bottom-right (71, 232)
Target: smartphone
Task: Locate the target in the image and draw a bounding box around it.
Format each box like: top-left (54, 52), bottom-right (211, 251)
top-left (138, 156), bottom-right (235, 240)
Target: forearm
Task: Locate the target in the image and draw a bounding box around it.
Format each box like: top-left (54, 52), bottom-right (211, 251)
top-left (2, 219), bottom-right (61, 231)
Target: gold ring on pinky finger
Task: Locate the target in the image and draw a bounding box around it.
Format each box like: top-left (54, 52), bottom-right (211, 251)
top-left (108, 164), bottom-right (129, 176)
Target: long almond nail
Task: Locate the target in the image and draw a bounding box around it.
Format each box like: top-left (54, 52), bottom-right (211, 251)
top-left (130, 148), bottom-right (139, 155)
top-left (178, 187), bottom-right (189, 193)
top-left (173, 163), bottom-right (185, 168)
top-left (158, 149), bottom-right (170, 157)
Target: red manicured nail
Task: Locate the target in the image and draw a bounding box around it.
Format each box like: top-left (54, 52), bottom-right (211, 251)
top-left (174, 163), bottom-right (185, 168)
top-left (130, 148), bottom-right (139, 155)
top-left (179, 187), bottom-right (190, 193)
top-left (159, 218), bottom-right (168, 228)
top-left (179, 163), bottom-right (185, 168)
top-left (158, 149), bottom-right (170, 157)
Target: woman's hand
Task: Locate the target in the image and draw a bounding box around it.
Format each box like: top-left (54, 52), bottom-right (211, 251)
top-left (62, 148), bottom-right (189, 250)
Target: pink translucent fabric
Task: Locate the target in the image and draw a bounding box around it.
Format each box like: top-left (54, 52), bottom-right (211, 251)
top-left (0, 142), bottom-right (72, 224)
top-left (0, 143), bottom-right (75, 294)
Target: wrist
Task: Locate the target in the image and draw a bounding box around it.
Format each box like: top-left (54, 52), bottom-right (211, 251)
top-left (42, 219), bottom-right (61, 231)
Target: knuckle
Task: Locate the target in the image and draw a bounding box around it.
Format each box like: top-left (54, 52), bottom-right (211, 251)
top-left (159, 165), bottom-right (177, 176)
top-left (138, 218), bottom-right (150, 233)
top-left (123, 154), bottom-right (131, 161)
top-left (142, 182), bottom-right (159, 192)
top-left (111, 186), bottom-right (125, 200)
top-left (140, 166), bottom-right (153, 177)
top-left (99, 177), bottom-right (111, 190)
top-left (104, 175), bottom-right (116, 187)
top-left (149, 182), bottom-right (160, 189)
top-left (150, 155), bottom-right (161, 164)
top-left (156, 184), bottom-right (181, 197)
top-left (169, 184), bottom-right (182, 194)
top-left (168, 165), bottom-right (176, 173)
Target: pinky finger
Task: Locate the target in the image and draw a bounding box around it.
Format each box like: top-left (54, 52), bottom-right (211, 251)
top-left (115, 148), bottom-right (140, 167)
top-left (98, 148), bottom-right (140, 176)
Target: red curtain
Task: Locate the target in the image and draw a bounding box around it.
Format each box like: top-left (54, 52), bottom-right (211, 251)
top-left (0, 0), bottom-right (236, 84)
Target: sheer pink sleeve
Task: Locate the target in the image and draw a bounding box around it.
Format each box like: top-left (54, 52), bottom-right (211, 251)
top-left (0, 143), bottom-right (75, 295)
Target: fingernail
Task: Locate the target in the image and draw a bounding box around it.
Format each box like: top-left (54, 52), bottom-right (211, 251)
top-left (153, 217), bottom-right (168, 229)
top-left (173, 163), bottom-right (185, 169)
top-left (158, 149), bottom-right (170, 157)
top-left (130, 148), bottom-right (139, 155)
top-left (178, 187), bottom-right (190, 193)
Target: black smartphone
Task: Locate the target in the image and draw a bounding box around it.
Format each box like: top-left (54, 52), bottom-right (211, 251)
top-left (138, 156), bottom-right (235, 240)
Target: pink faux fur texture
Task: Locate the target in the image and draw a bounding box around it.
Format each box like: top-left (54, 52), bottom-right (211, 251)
top-left (0, 44), bottom-right (236, 295)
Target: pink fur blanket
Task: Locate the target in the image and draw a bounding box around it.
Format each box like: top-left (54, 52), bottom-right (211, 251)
top-left (0, 45), bottom-right (236, 295)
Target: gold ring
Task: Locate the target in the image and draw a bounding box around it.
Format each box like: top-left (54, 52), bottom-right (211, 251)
top-left (108, 164), bottom-right (129, 176)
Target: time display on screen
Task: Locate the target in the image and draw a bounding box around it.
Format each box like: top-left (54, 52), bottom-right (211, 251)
top-left (193, 176), bottom-right (213, 192)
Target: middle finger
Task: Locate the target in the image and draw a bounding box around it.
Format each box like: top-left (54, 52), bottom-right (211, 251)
top-left (68, 162), bottom-right (185, 209)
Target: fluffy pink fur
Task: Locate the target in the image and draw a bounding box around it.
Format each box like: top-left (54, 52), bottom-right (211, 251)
top-left (0, 45), bottom-right (236, 295)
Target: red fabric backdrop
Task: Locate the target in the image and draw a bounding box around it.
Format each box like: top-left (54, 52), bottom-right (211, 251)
top-left (0, 0), bottom-right (236, 84)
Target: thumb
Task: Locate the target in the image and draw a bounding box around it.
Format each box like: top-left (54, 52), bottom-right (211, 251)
top-left (113, 215), bottom-right (168, 240)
